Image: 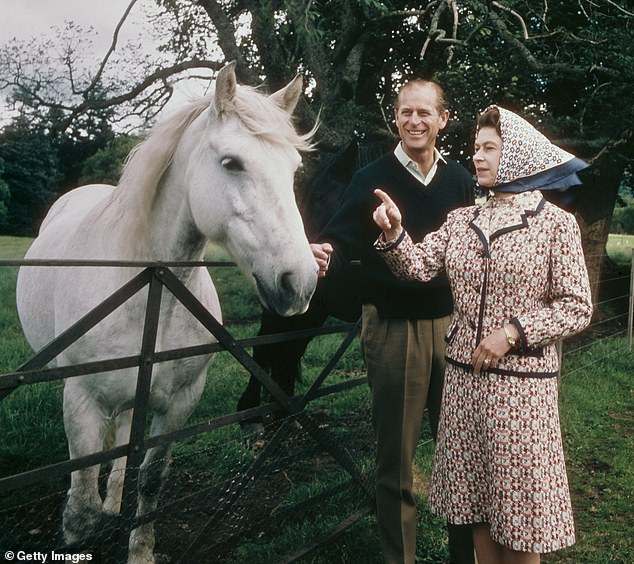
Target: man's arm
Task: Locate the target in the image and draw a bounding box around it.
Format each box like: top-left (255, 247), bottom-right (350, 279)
top-left (312, 168), bottom-right (376, 278)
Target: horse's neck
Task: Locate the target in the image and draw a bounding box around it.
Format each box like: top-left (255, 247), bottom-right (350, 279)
top-left (118, 172), bottom-right (207, 263)
top-left (148, 181), bottom-right (207, 262)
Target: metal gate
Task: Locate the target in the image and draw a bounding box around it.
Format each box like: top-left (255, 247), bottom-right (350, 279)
top-left (0, 260), bottom-right (376, 562)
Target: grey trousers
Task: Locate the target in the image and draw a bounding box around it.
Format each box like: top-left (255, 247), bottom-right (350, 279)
top-left (361, 305), bottom-right (474, 564)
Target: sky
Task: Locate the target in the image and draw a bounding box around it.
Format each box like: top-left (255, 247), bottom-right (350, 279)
top-left (0, 0), bottom-right (211, 123)
top-left (0, 0), bottom-right (150, 51)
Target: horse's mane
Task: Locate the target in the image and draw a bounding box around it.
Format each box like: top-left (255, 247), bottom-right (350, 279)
top-left (229, 84), bottom-right (316, 152)
top-left (110, 83), bottom-right (315, 247)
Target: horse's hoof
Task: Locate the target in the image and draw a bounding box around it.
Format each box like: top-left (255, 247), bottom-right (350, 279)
top-left (63, 505), bottom-right (101, 545)
top-left (63, 504), bottom-right (122, 547)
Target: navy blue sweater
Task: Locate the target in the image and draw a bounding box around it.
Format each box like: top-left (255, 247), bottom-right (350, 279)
top-left (319, 152), bottom-right (474, 319)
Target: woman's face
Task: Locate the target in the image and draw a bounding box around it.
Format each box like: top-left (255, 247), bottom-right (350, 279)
top-left (473, 126), bottom-right (502, 188)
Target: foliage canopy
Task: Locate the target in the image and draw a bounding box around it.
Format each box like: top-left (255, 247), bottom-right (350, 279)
top-left (0, 1), bottom-right (632, 278)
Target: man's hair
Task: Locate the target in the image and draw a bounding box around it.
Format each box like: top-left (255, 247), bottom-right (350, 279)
top-left (394, 79), bottom-right (448, 114)
top-left (476, 106), bottom-right (502, 136)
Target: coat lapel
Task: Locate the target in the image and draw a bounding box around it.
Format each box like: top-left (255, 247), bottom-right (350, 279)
top-left (469, 208), bottom-right (491, 257)
top-left (469, 192), bottom-right (546, 251)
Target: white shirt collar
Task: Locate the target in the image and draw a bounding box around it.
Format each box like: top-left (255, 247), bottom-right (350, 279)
top-left (394, 143), bottom-right (447, 186)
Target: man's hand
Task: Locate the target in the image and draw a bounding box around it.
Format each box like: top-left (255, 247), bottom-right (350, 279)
top-left (311, 242), bottom-right (333, 278)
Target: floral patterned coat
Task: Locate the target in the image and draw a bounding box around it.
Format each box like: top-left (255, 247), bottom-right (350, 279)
top-left (377, 190), bottom-right (593, 377)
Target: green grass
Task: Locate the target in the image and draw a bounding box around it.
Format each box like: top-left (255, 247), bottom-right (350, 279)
top-left (1, 237), bottom-right (633, 562)
top-left (0, 236), bottom-right (33, 259)
top-left (294, 337), bottom-right (634, 564)
top-left (551, 338), bottom-right (634, 563)
top-left (606, 233), bottom-right (634, 267)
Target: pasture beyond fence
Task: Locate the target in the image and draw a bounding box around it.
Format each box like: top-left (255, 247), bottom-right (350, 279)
top-left (0, 259), bottom-right (374, 563)
top-left (0, 251), bottom-right (632, 563)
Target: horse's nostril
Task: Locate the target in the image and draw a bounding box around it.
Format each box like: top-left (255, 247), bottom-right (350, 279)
top-left (279, 271), bottom-right (294, 294)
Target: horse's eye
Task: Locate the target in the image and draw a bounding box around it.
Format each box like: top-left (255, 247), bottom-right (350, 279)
top-left (221, 157), bottom-right (244, 172)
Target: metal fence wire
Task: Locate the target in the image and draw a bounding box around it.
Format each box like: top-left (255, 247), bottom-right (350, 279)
top-left (0, 260), bottom-right (375, 563)
top-left (0, 252), bottom-right (632, 563)
top-left (0, 409), bottom-right (377, 563)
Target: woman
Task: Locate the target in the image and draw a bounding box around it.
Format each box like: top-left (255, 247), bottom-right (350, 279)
top-left (372, 106), bottom-right (592, 563)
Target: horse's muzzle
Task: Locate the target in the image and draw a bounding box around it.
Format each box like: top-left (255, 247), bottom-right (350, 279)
top-left (253, 270), bottom-right (317, 316)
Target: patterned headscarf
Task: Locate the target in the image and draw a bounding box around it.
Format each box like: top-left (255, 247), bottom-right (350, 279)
top-left (481, 105), bottom-right (588, 196)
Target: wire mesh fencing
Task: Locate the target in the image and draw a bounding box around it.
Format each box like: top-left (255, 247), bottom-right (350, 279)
top-left (0, 248), bottom-right (632, 563)
top-left (0, 399), bottom-right (376, 562)
top-left (0, 260), bottom-right (374, 563)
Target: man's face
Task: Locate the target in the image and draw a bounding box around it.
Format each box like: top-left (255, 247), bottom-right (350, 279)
top-left (394, 84), bottom-right (449, 157)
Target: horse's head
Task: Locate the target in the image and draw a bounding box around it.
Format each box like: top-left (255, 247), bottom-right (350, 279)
top-left (180, 62), bottom-right (318, 316)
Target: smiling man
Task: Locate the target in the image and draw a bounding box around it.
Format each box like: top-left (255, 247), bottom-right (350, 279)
top-left (393, 80), bottom-right (449, 182)
top-left (310, 80), bottom-right (475, 563)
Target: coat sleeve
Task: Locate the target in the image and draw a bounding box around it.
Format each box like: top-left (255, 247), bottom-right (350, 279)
top-left (511, 212), bottom-right (593, 349)
top-left (374, 218), bottom-right (451, 283)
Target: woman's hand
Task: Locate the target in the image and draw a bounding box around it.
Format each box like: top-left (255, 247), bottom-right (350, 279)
top-left (373, 189), bottom-right (403, 242)
top-left (471, 324), bottom-right (519, 374)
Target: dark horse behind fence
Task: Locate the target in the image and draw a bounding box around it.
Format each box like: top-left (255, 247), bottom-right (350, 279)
top-left (236, 140), bottom-right (392, 428)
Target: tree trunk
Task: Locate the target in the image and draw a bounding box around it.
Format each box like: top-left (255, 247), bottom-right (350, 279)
top-left (575, 156), bottom-right (626, 317)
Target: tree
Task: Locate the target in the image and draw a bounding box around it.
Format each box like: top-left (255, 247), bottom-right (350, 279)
top-left (0, 117), bottom-right (60, 235)
top-left (79, 134), bottom-right (142, 185)
top-left (610, 200), bottom-right (634, 234)
top-left (0, 52), bottom-right (119, 234)
top-left (0, 158), bottom-right (9, 230)
top-left (4, 2), bottom-right (632, 154)
top-left (1, 0), bottom-right (633, 299)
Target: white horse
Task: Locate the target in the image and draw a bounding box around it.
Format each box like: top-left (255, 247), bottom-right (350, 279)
top-left (15, 62), bottom-right (318, 563)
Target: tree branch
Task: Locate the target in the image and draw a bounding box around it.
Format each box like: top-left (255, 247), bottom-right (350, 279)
top-left (588, 128), bottom-right (634, 165)
top-left (85, 0), bottom-right (141, 98)
top-left (484, 2), bottom-right (620, 80)
top-left (371, 5), bottom-right (438, 23)
top-left (492, 1), bottom-right (529, 39)
top-left (58, 59), bottom-right (224, 130)
top-left (81, 60), bottom-right (222, 107)
top-left (420, 1), bottom-right (448, 59)
top-left (196, 0), bottom-right (257, 83)
top-left (577, 0), bottom-right (591, 20)
top-left (603, 0), bottom-right (634, 17)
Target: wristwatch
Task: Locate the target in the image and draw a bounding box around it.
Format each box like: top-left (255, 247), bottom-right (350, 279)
top-left (503, 325), bottom-right (516, 349)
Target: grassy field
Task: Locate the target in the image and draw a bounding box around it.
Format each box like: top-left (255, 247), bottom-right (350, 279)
top-left (0, 236), bottom-right (632, 562)
top-left (606, 233), bottom-right (634, 266)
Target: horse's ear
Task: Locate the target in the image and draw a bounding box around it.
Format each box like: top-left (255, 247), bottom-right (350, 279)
top-left (269, 75), bottom-right (303, 115)
top-left (214, 61), bottom-right (238, 115)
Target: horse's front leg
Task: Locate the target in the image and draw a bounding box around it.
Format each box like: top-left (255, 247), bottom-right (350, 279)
top-left (103, 408), bottom-right (133, 515)
top-left (127, 370), bottom-right (207, 564)
top-left (62, 384), bottom-right (109, 545)
top-left (126, 443), bottom-right (171, 564)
